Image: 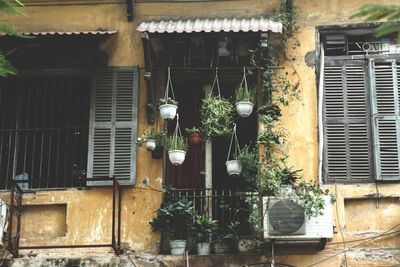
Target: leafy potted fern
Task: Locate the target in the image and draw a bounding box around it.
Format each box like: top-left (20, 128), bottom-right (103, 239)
top-left (159, 97), bottom-right (178, 120)
top-left (190, 214), bottom-right (218, 255)
top-left (201, 68), bottom-right (234, 140)
top-left (166, 114), bottom-right (187, 165)
top-left (150, 199), bottom-right (195, 255)
top-left (235, 68), bottom-right (256, 117)
top-left (165, 136), bottom-right (187, 166)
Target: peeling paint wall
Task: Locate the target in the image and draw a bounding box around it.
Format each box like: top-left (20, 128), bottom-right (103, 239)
top-left (1, 0), bottom-right (400, 266)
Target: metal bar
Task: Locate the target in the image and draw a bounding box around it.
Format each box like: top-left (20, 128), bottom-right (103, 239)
top-left (117, 180), bottom-right (122, 250)
top-left (111, 176), bottom-right (116, 251)
top-left (7, 180), bottom-right (15, 257)
top-left (19, 244), bottom-right (112, 250)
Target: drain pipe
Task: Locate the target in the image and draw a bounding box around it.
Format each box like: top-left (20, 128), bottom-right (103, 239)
top-left (318, 45), bottom-right (325, 183)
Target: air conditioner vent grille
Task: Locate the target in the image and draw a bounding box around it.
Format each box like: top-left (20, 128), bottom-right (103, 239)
top-left (268, 199), bottom-right (305, 235)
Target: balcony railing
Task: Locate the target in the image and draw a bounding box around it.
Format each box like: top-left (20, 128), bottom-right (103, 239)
top-left (164, 189), bottom-right (260, 238)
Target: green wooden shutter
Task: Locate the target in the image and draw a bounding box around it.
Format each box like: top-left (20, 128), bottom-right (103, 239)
top-left (87, 67), bottom-right (138, 186)
top-left (370, 59), bottom-right (400, 181)
top-left (323, 59), bottom-right (372, 183)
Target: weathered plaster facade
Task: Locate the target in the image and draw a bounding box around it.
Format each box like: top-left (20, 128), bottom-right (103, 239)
top-left (1, 0), bottom-right (400, 266)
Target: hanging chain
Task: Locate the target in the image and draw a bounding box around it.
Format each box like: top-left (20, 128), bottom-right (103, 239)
top-left (164, 67), bottom-right (176, 101)
top-left (226, 123), bottom-right (240, 162)
top-left (209, 67), bottom-right (221, 98)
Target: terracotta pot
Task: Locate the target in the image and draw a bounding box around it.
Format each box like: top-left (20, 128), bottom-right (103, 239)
top-left (189, 133), bottom-right (202, 145)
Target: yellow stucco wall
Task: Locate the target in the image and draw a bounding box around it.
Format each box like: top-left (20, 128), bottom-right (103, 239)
top-left (1, 0), bottom-right (400, 266)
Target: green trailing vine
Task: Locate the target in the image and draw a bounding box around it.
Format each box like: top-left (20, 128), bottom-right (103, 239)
top-left (242, 2), bottom-right (334, 239)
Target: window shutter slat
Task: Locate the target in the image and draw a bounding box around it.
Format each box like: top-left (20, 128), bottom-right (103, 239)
top-left (371, 60), bottom-right (400, 181)
top-left (87, 67), bottom-right (138, 186)
top-left (323, 60), bottom-right (372, 182)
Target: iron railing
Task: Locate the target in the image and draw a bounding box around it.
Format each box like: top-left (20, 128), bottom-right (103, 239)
top-left (0, 127), bottom-right (88, 190)
top-left (165, 189), bottom-right (259, 237)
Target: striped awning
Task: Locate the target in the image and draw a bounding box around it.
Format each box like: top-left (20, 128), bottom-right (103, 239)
top-left (137, 17), bottom-right (282, 34)
top-left (0, 30), bottom-right (117, 37)
top-left (21, 30), bottom-right (117, 36)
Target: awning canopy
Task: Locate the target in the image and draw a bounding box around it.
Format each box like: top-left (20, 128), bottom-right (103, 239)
top-left (137, 17), bottom-right (282, 34)
top-left (20, 30), bottom-right (117, 36)
top-left (0, 30), bottom-right (117, 37)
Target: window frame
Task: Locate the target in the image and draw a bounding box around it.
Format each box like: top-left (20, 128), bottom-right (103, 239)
top-left (321, 50), bottom-right (400, 183)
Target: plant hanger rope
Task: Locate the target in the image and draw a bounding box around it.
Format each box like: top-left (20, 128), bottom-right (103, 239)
top-left (164, 66), bottom-right (176, 101)
top-left (172, 113), bottom-right (183, 149)
top-left (209, 67), bottom-right (221, 98)
top-left (226, 123), bottom-right (240, 161)
top-left (240, 66), bottom-right (248, 90)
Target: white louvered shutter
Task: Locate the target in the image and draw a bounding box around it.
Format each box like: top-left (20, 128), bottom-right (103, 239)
top-left (370, 59), bottom-right (400, 181)
top-left (87, 67), bottom-right (138, 186)
top-left (323, 59), bottom-right (372, 182)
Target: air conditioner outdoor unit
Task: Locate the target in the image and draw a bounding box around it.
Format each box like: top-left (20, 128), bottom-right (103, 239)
top-left (263, 196), bottom-right (333, 241)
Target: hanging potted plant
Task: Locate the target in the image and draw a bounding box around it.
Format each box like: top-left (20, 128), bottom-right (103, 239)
top-left (235, 67), bottom-right (256, 118)
top-left (190, 214), bottom-right (218, 255)
top-left (226, 124), bottom-right (242, 176)
top-left (201, 68), bottom-right (234, 140)
top-left (165, 114), bottom-right (187, 166)
top-left (159, 67), bottom-right (178, 120)
top-left (150, 199), bottom-right (195, 255)
top-left (185, 127), bottom-right (202, 146)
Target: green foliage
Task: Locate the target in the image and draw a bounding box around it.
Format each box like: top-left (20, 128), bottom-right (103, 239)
top-left (0, 0), bottom-right (25, 77)
top-left (136, 128), bottom-right (167, 147)
top-left (351, 4), bottom-right (400, 42)
top-left (294, 182), bottom-right (333, 217)
top-left (185, 127), bottom-right (201, 134)
top-left (164, 135), bottom-right (187, 151)
top-left (201, 96), bottom-right (234, 140)
top-left (190, 214), bottom-right (218, 242)
top-left (159, 97), bottom-right (178, 106)
top-left (237, 145), bottom-right (259, 191)
top-left (149, 199), bottom-right (195, 239)
top-left (235, 85), bottom-right (256, 103)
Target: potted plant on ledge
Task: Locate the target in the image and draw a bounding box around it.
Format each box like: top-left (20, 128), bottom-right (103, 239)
top-left (150, 199), bottom-right (195, 255)
top-left (190, 214), bottom-right (218, 255)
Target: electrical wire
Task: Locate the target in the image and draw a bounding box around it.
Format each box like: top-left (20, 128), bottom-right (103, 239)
top-left (327, 228), bottom-right (400, 245)
top-left (334, 183), bottom-right (347, 267)
top-left (305, 222), bottom-right (400, 267)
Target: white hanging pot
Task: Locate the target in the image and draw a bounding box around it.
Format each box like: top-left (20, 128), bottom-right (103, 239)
top-left (170, 240), bottom-right (187, 255)
top-left (226, 159), bottom-right (242, 176)
top-left (159, 104), bottom-right (178, 120)
top-left (168, 149), bottom-right (186, 165)
top-left (235, 101), bottom-right (254, 117)
top-left (144, 139), bottom-right (156, 151)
